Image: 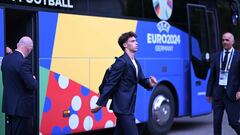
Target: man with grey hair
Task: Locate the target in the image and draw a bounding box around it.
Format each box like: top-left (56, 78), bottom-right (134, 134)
top-left (1, 36), bottom-right (38, 135)
top-left (207, 32), bottom-right (240, 135)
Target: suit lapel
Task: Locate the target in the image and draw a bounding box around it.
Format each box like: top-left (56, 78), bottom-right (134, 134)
top-left (228, 50), bottom-right (236, 74)
top-left (123, 53), bottom-right (137, 78)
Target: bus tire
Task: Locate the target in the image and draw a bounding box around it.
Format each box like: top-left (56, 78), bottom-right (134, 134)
top-left (147, 85), bottom-right (175, 135)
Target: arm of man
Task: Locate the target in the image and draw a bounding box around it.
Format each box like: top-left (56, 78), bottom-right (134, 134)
top-left (138, 65), bottom-right (157, 89)
top-left (149, 76), bottom-right (158, 87)
top-left (19, 59), bottom-right (39, 90)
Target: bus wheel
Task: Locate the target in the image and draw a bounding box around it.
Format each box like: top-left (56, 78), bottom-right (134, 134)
top-left (147, 85), bottom-right (175, 135)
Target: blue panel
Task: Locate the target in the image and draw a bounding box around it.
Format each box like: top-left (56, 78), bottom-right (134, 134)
top-left (134, 20), bottom-right (192, 119)
top-left (137, 59), bottom-right (190, 117)
top-left (191, 64), bottom-right (211, 116)
top-left (135, 20), bottom-right (189, 59)
top-left (191, 37), bottom-right (202, 60)
top-left (39, 12), bottom-right (58, 69)
top-left (135, 84), bottom-right (151, 122)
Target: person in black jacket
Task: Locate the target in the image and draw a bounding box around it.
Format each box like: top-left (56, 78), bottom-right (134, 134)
top-left (206, 32), bottom-right (240, 135)
top-left (91, 31), bottom-right (157, 135)
top-left (1, 36), bottom-right (38, 135)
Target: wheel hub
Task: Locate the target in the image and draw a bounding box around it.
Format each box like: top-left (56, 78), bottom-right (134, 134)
top-left (152, 95), bottom-right (171, 126)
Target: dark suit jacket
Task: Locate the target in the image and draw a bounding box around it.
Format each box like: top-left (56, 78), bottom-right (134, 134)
top-left (1, 51), bottom-right (38, 117)
top-left (207, 49), bottom-right (240, 101)
top-left (97, 53), bottom-right (152, 114)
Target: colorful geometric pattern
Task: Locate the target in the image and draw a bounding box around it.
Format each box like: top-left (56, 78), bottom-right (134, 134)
top-left (38, 12), bottom-right (138, 134)
top-left (40, 71), bottom-right (116, 134)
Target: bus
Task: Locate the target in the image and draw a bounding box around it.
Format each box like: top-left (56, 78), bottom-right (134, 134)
top-left (0, 0), bottom-right (239, 134)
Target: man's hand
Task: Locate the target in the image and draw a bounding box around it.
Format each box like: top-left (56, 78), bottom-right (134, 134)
top-left (91, 105), bottom-right (102, 113)
top-left (236, 91), bottom-right (240, 101)
top-left (206, 96), bottom-right (212, 103)
top-left (149, 76), bottom-right (158, 87)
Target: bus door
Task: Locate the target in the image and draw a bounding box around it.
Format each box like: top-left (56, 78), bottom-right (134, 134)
top-left (187, 4), bottom-right (216, 116)
top-left (4, 9), bottom-right (38, 134)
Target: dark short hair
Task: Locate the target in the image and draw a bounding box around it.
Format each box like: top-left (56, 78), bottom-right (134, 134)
top-left (118, 31), bottom-right (137, 51)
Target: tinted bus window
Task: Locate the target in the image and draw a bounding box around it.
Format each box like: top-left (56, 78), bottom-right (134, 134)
top-left (89, 0), bottom-right (123, 16)
top-left (143, 0), bottom-right (158, 19)
top-left (71, 0), bottom-right (88, 13)
top-left (208, 10), bottom-right (219, 53)
top-left (89, 0), bottom-right (143, 17)
top-left (188, 5), bottom-right (210, 79)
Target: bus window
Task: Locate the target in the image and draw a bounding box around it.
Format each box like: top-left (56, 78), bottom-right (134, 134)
top-left (188, 5), bottom-right (210, 79)
top-left (89, 0), bottom-right (124, 16)
top-left (70, 0), bottom-right (88, 13)
top-left (207, 10), bottom-right (220, 53)
top-left (89, 0), bottom-right (143, 17)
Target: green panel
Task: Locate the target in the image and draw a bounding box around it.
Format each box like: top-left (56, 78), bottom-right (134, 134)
top-left (39, 67), bottom-right (50, 127)
top-left (0, 71), bottom-right (5, 135)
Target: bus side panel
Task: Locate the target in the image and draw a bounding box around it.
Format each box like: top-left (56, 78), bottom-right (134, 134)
top-left (136, 59), bottom-right (190, 122)
top-left (135, 20), bottom-right (191, 119)
top-left (0, 8), bottom-right (5, 135)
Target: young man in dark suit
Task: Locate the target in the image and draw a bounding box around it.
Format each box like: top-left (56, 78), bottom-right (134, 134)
top-left (207, 32), bottom-right (240, 135)
top-left (1, 36), bottom-right (39, 135)
top-left (91, 31), bottom-right (157, 135)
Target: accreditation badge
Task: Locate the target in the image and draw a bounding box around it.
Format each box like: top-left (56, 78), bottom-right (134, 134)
top-left (218, 70), bottom-right (228, 86)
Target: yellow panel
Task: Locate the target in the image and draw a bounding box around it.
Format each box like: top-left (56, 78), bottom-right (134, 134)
top-left (51, 14), bottom-right (137, 90)
top-left (90, 59), bottom-right (115, 93)
top-left (52, 14), bottom-right (137, 58)
top-left (51, 59), bottom-right (89, 88)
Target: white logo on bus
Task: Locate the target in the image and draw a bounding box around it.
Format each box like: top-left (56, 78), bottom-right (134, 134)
top-left (12, 0), bottom-right (74, 8)
top-left (147, 21), bottom-right (181, 52)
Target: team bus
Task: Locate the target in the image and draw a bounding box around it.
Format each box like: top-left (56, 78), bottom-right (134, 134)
top-left (0, 0), bottom-right (239, 134)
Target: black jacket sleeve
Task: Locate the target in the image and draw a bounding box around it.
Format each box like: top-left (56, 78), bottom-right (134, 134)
top-left (19, 59), bottom-right (39, 91)
top-left (138, 65), bottom-right (152, 90)
top-left (96, 58), bottom-right (126, 107)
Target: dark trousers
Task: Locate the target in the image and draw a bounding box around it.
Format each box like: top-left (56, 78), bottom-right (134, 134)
top-left (5, 115), bottom-right (33, 135)
top-left (213, 89), bottom-right (240, 135)
top-left (114, 113), bottom-right (138, 135)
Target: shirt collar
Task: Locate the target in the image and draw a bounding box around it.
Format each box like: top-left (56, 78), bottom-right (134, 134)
top-left (15, 49), bottom-right (25, 57)
top-left (224, 47), bottom-right (233, 53)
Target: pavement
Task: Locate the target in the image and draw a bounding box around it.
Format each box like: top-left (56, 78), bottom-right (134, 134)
top-left (78, 111), bottom-right (237, 135)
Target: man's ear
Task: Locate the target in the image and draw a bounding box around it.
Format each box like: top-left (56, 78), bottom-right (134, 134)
top-left (123, 43), bottom-right (127, 48)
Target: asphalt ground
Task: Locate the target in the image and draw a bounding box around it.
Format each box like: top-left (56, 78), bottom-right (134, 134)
top-left (78, 112), bottom-right (237, 135)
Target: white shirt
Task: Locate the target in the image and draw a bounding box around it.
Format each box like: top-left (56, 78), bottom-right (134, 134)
top-left (131, 58), bottom-right (138, 78)
top-left (223, 47), bottom-right (233, 64)
top-left (15, 49), bottom-right (25, 58)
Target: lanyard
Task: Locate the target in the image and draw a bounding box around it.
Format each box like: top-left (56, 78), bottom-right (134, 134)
top-left (220, 49), bottom-right (234, 72)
